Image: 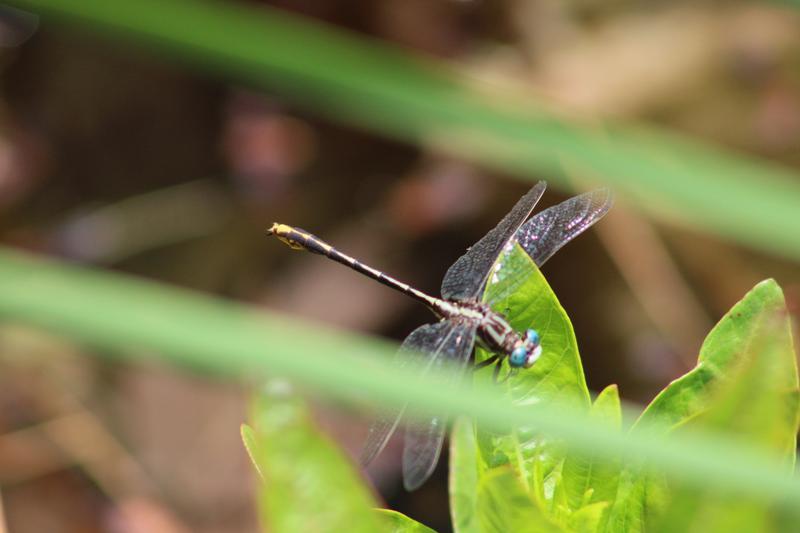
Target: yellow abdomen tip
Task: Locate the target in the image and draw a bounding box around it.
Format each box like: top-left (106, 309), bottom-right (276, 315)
top-left (266, 222), bottom-right (294, 236)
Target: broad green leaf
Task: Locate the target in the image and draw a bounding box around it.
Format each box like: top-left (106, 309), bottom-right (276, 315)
top-left (450, 417), bottom-right (481, 533)
top-left (475, 244), bottom-right (590, 490)
top-left (685, 288), bottom-right (799, 459)
top-left (650, 281), bottom-right (799, 532)
top-left (562, 385), bottom-right (623, 513)
top-left (480, 245), bottom-right (590, 409)
top-left (610, 280), bottom-right (799, 532)
top-left (477, 469), bottom-right (565, 533)
top-left (637, 280), bottom-right (797, 431)
top-left (242, 380), bottom-right (381, 533)
top-left (375, 509), bottom-right (437, 533)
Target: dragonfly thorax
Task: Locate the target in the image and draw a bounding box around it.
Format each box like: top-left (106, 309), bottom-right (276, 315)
top-left (441, 300), bottom-right (542, 369)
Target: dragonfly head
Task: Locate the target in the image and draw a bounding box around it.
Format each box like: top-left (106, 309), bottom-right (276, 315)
top-left (509, 329), bottom-right (542, 369)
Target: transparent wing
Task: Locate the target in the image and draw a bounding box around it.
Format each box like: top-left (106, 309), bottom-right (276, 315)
top-left (440, 182), bottom-right (546, 302)
top-left (402, 322), bottom-right (476, 491)
top-left (359, 321), bottom-right (474, 469)
top-left (517, 188), bottom-right (613, 267)
top-left (485, 188), bottom-right (613, 304)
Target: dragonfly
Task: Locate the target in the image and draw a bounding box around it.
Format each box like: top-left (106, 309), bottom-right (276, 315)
top-left (266, 181), bottom-right (612, 490)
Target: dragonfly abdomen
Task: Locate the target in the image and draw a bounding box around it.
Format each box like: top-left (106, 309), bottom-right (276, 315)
top-left (267, 223), bottom-right (444, 311)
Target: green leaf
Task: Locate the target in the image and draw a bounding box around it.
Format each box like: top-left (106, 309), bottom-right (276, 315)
top-left (474, 244), bottom-right (590, 490)
top-left (375, 509), bottom-right (437, 533)
top-left (649, 280), bottom-right (800, 532)
top-left (242, 380), bottom-right (382, 533)
top-left (637, 280), bottom-right (798, 432)
top-left (241, 424), bottom-right (265, 480)
top-left (568, 502), bottom-right (610, 533)
top-left (609, 280), bottom-right (800, 532)
top-left (476, 469), bottom-right (565, 533)
top-left (686, 284), bottom-right (799, 459)
top-left (604, 468), bottom-right (668, 533)
top-left (481, 245), bottom-right (590, 409)
top-left (562, 385), bottom-right (623, 513)
top-left (449, 417), bottom-right (481, 533)
top-left (651, 489), bottom-right (772, 533)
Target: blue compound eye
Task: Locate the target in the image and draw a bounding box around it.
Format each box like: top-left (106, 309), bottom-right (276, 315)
top-left (510, 346), bottom-right (527, 368)
top-left (526, 329), bottom-right (540, 345)
top-left (524, 344), bottom-right (543, 368)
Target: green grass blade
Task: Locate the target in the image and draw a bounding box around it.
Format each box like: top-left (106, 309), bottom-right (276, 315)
top-left (1, 248), bottom-right (800, 510)
top-left (6, 0), bottom-right (800, 260)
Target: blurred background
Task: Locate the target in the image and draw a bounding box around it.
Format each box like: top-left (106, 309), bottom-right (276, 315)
top-left (0, 0), bottom-right (798, 531)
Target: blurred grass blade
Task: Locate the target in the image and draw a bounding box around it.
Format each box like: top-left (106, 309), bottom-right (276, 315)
top-left (7, 0), bottom-right (800, 260)
top-left (0, 248), bottom-right (800, 509)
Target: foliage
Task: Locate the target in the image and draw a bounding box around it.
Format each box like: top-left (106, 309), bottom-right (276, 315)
top-left (456, 249), bottom-right (798, 532)
top-left (242, 380), bottom-right (432, 533)
top-left (456, 248), bottom-right (798, 533)
top-left (242, 246), bottom-right (799, 532)
top-left (0, 2), bottom-right (797, 529)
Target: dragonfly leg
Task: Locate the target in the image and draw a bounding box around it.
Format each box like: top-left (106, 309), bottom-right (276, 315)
top-left (492, 359), bottom-right (503, 383)
top-left (474, 354), bottom-right (499, 371)
top-left (493, 364), bottom-right (519, 384)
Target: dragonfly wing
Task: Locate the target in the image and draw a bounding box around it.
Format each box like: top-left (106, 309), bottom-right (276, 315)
top-left (402, 322), bottom-right (476, 491)
top-left (515, 188), bottom-right (613, 267)
top-left (360, 321), bottom-right (471, 468)
top-left (402, 416), bottom-right (447, 491)
top-left (360, 411), bottom-right (404, 467)
top-left (484, 188), bottom-right (613, 306)
top-left (440, 181), bottom-right (546, 301)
